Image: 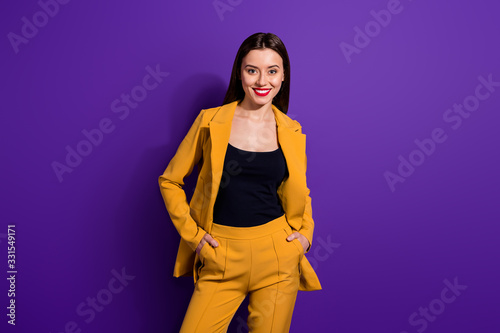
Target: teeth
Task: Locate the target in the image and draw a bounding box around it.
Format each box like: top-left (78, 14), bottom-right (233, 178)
top-left (254, 89), bottom-right (270, 93)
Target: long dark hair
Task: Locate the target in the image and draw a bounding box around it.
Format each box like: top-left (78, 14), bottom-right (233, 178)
top-left (222, 32), bottom-right (291, 114)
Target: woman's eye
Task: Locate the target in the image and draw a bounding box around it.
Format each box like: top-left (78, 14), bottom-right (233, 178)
top-left (248, 69), bottom-right (256, 74)
top-left (269, 70), bottom-right (277, 74)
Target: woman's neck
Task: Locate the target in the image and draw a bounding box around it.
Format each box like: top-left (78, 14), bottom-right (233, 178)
top-left (237, 98), bottom-right (274, 122)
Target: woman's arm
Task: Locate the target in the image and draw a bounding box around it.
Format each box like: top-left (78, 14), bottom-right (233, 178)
top-left (298, 129), bottom-right (315, 253)
top-left (299, 185), bottom-right (314, 253)
top-left (158, 109), bottom-right (208, 252)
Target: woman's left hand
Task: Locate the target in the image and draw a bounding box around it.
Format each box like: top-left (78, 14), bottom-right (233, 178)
top-left (286, 232), bottom-right (309, 253)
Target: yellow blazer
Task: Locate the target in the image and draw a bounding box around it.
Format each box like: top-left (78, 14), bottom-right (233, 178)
top-left (158, 100), bottom-right (322, 291)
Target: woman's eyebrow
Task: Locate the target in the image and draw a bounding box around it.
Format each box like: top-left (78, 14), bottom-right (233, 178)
top-left (244, 64), bottom-right (280, 69)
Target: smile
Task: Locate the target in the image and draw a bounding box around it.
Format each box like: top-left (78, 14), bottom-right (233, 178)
top-left (252, 88), bottom-right (271, 97)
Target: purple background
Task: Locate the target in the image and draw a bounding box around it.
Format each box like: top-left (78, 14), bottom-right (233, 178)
top-left (1, 0), bottom-right (499, 332)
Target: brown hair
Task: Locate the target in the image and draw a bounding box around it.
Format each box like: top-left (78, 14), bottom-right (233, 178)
top-left (222, 32), bottom-right (290, 114)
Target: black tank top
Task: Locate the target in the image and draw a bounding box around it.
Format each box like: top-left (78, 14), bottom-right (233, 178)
top-left (212, 142), bottom-right (288, 227)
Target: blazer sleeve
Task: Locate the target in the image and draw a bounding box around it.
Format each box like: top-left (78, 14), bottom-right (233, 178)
top-left (297, 127), bottom-right (315, 253)
top-left (158, 109), bottom-right (208, 252)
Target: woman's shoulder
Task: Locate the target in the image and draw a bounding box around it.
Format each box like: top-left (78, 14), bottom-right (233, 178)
top-left (279, 111), bottom-right (302, 127)
top-left (195, 101), bottom-right (236, 124)
top-left (188, 104), bottom-right (223, 127)
top-left (272, 104), bottom-right (303, 132)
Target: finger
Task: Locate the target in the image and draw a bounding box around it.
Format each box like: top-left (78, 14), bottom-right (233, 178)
top-left (204, 234), bottom-right (219, 247)
top-left (286, 232), bottom-right (298, 241)
top-left (196, 238), bottom-right (207, 254)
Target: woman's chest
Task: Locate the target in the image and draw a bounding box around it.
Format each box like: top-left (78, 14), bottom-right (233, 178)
top-left (228, 118), bottom-right (279, 152)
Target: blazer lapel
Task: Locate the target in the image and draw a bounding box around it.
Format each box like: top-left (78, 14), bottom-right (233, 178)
top-left (207, 101), bottom-right (238, 226)
top-left (273, 106), bottom-right (308, 224)
top-left (274, 105), bottom-right (306, 179)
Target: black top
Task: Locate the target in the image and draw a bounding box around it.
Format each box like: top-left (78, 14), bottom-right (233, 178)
top-left (212, 142), bottom-right (289, 227)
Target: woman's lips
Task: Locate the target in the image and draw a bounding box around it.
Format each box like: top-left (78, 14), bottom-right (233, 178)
top-left (252, 88), bottom-right (271, 97)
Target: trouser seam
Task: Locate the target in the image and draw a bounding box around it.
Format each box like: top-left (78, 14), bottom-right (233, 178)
top-left (247, 240), bottom-right (252, 293)
top-left (270, 283), bottom-right (279, 333)
top-left (193, 280), bottom-right (221, 333)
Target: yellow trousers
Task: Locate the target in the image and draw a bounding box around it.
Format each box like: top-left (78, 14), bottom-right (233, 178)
top-left (180, 214), bottom-right (304, 332)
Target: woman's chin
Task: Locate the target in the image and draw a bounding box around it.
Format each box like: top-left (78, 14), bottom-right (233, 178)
top-left (245, 95), bottom-right (273, 108)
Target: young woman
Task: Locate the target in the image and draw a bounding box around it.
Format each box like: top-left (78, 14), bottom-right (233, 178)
top-left (158, 32), bottom-right (321, 332)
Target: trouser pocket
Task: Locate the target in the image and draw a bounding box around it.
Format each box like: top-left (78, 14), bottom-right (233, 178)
top-left (197, 238), bottom-right (227, 280)
top-left (271, 228), bottom-right (302, 279)
top-left (283, 226), bottom-right (305, 260)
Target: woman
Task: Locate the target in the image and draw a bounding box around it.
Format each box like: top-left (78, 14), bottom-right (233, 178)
top-left (158, 32), bottom-right (321, 332)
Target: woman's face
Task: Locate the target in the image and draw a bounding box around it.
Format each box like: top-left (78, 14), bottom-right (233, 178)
top-left (239, 48), bottom-right (284, 108)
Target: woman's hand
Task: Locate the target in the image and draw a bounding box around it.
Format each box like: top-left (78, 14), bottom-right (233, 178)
top-left (196, 233), bottom-right (219, 255)
top-left (287, 232), bottom-right (309, 253)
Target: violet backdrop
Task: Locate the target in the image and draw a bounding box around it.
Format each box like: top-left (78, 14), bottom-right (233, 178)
top-left (1, 0), bottom-right (499, 332)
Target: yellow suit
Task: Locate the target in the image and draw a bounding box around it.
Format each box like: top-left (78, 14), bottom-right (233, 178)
top-left (158, 100), bottom-right (321, 291)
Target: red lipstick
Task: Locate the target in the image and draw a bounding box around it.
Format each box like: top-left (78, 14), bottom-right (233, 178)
top-left (252, 88), bottom-right (271, 97)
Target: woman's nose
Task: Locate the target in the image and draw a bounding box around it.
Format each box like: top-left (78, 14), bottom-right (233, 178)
top-left (257, 73), bottom-right (266, 86)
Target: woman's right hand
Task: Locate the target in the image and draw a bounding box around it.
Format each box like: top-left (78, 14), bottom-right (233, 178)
top-left (196, 233), bottom-right (219, 255)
